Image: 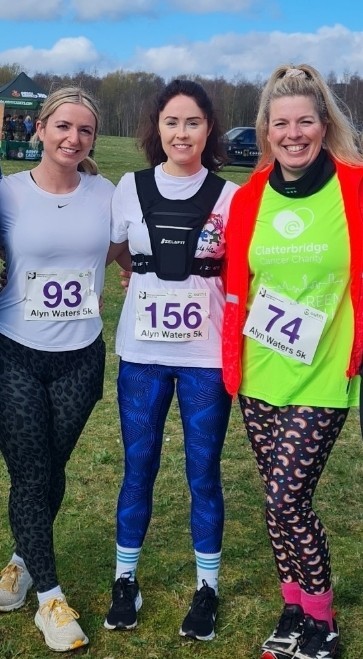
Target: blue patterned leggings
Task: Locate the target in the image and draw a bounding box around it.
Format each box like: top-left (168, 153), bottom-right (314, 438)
top-left (239, 396), bottom-right (348, 594)
top-left (116, 361), bottom-right (232, 554)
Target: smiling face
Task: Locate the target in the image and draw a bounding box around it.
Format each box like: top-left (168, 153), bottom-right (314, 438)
top-left (267, 95), bottom-right (327, 181)
top-left (158, 94), bottom-right (211, 176)
top-left (37, 102), bottom-right (96, 170)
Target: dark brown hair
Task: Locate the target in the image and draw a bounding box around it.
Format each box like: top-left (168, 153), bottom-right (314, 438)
top-left (139, 79), bottom-right (227, 171)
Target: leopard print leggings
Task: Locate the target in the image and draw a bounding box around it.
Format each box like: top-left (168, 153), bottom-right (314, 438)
top-left (0, 332), bottom-right (105, 592)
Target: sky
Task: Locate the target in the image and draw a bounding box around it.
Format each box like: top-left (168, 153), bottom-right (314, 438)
top-left (0, 0), bottom-right (362, 83)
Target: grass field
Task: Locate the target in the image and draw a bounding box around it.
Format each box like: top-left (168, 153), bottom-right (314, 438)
top-left (0, 137), bottom-right (363, 658)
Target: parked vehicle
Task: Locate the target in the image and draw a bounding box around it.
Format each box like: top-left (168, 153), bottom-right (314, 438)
top-left (223, 126), bottom-right (260, 167)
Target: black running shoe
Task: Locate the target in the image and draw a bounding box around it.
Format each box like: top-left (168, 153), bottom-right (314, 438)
top-left (293, 615), bottom-right (339, 659)
top-left (261, 604), bottom-right (305, 659)
top-left (179, 580), bottom-right (218, 641)
top-left (104, 574), bottom-right (142, 630)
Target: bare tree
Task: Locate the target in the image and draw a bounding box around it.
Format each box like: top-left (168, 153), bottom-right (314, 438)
top-left (1, 64), bottom-right (363, 137)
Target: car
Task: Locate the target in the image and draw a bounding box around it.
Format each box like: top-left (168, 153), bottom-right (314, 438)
top-left (223, 126), bottom-right (260, 167)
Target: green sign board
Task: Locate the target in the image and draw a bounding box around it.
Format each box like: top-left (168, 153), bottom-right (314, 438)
top-left (2, 99), bottom-right (42, 109)
top-left (0, 139), bottom-right (42, 161)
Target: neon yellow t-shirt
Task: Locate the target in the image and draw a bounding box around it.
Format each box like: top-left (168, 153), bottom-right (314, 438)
top-left (240, 175), bottom-right (359, 407)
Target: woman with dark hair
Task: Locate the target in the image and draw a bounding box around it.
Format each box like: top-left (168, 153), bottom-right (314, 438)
top-left (104, 79), bottom-right (238, 642)
top-left (139, 78), bottom-right (227, 170)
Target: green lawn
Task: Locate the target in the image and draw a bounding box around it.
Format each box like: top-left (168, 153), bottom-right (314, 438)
top-left (0, 137), bottom-right (362, 658)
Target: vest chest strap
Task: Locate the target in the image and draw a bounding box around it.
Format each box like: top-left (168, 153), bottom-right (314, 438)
top-left (131, 254), bottom-right (223, 278)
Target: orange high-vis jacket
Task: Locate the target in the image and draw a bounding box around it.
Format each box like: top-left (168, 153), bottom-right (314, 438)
top-left (222, 160), bottom-right (363, 397)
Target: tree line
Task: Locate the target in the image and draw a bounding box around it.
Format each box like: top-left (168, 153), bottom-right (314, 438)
top-left (1, 63), bottom-right (363, 137)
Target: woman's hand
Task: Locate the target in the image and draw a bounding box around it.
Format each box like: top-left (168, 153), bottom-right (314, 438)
top-left (120, 268), bottom-right (131, 290)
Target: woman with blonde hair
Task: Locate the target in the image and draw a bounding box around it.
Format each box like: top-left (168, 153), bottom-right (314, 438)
top-left (0, 86), bottom-right (114, 652)
top-left (222, 63), bottom-right (363, 659)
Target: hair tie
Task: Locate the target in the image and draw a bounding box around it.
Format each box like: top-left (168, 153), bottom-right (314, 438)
top-left (284, 68), bottom-right (307, 78)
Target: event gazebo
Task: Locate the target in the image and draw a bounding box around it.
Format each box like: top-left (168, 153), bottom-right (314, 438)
top-left (0, 72), bottom-right (47, 160)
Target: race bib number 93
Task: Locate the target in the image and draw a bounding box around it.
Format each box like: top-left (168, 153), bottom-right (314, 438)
top-left (24, 269), bottom-right (99, 321)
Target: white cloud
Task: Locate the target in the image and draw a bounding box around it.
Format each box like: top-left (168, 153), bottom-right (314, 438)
top-left (72, 0), bottom-right (155, 20)
top-left (128, 24), bottom-right (363, 81)
top-left (0, 0), bottom-right (157, 21)
top-left (0, 24), bottom-right (362, 83)
top-left (0, 0), bottom-right (63, 20)
top-left (0, 0), bottom-right (260, 22)
top-left (0, 0), bottom-right (259, 22)
top-left (0, 37), bottom-right (105, 76)
top-left (170, 0), bottom-right (254, 12)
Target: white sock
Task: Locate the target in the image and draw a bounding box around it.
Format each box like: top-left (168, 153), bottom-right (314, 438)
top-left (11, 553), bottom-right (26, 570)
top-left (195, 550), bottom-right (221, 595)
top-left (116, 545), bottom-right (142, 581)
top-left (37, 585), bottom-right (63, 606)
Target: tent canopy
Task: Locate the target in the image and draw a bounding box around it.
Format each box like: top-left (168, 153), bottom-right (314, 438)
top-left (0, 72), bottom-right (47, 110)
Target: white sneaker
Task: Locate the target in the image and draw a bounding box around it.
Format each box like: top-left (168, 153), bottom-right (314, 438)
top-left (35, 596), bottom-right (89, 652)
top-left (0, 562), bottom-right (33, 611)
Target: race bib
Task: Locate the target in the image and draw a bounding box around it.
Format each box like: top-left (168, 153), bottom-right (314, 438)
top-left (243, 285), bottom-right (327, 364)
top-left (24, 269), bottom-right (99, 321)
top-left (135, 289), bottom-right (210, 341)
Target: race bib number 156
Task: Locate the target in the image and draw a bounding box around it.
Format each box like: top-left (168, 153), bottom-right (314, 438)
top-left (135, 289), bottom-right (210, 341)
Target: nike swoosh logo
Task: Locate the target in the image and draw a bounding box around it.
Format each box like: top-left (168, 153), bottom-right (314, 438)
top-left (58, 204), bottom-right (69, 208)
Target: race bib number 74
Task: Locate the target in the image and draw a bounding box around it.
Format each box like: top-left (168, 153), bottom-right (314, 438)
top-left (243, 285), bottom-right (327, 364)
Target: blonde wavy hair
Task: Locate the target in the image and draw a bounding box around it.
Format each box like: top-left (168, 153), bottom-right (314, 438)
top-left (255, 63), bottom-right (363, 170)
top-left (31, 86), bottom-right (100, 175)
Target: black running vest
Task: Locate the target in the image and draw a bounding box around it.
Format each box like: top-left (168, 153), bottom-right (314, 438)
top-left (132, 168), bottom-right (226, 281)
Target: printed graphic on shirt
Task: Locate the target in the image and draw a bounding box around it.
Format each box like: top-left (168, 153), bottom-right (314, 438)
top-left (272, 207), bottom-right (314, 239)
top-left (198, 213), bottom-right (224, 254)
top-left (257, 206), bottom-right (328, 267)
top-left (249, 178), bottom-right (348, 321)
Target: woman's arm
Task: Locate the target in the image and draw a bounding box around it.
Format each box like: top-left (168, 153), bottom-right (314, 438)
top-left (106, 240), bottom-right (131, 269)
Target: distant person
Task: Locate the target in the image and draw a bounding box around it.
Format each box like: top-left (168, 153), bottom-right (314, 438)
top-left (23, 115), bottom-right (34, 141)
top-left (104, 78), bottom-right (238, 642)
top-left (3, 114), bottom-right (14, 140)
top-left (0, 86), bottom-right (115, 653)
top-left (13, 114), bottom-right (26, 141)
top-left (222, 63), bottom-right (363, 659)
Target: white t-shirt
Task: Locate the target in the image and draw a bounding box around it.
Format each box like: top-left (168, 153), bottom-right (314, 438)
top-left (111, 164), bottom-right (239, 367)
top-left (0, 170), bottom-right (114, 351)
